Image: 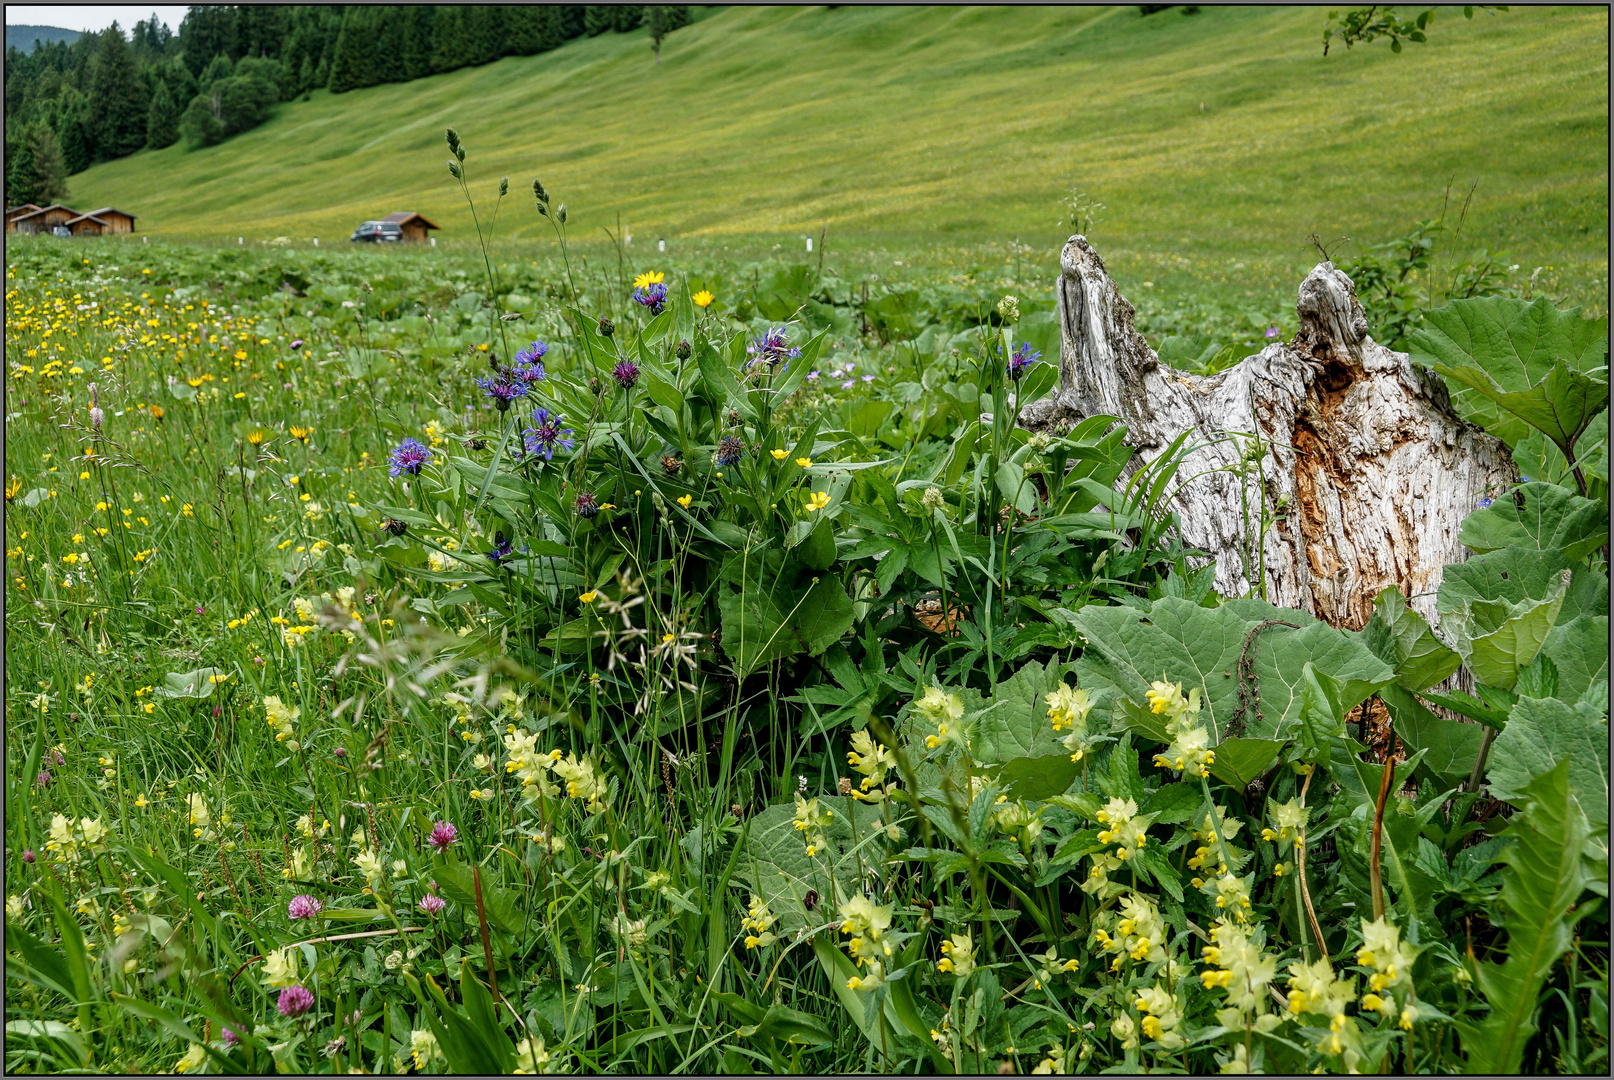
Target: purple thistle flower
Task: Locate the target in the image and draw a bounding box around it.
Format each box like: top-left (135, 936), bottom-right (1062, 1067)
top-left (277, 985), bottom-right (314, 1018)
top-left (428, 821), bottom-right (459, 854)
top-left (221, 1027), bottom-right (241, 1047)
top-left (22, 849), bottom-right (36, 863)
top-left (715, 435), bottom-right (745, 467)
top-left (388, 437), bottom-right (432, 478)
top-left (631, 282), bottom-right (668, 314)
top-left (612, 360), bottom-right (641, 390)
top-left (474, 375), bottom-right (529, 411)
top-left (575, 492), bottom-right (600, 519)
top-left (521, 408), bottom-right (575, 461)
top-left (746, 327), bottom-right (801, 371)
top-left (1006, 342), bottom-right (1042, 381)
top-left (287, 894), bottom-right (323, 920)
top-left (419, 894), bottom-right (446, 916)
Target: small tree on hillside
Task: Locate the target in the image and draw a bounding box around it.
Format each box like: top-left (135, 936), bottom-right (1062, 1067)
top-left (146, 78), bottom-right (180, 148)
top-left (644, 6), bottom-right (692, 62)
top-left (89, 23), bottom-right (149, 159)
top-left (25, 122), bottom-right (69, 202)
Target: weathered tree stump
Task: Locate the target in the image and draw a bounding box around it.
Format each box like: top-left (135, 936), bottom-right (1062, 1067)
top-left (1019, 235), bottom-right (1518, 630)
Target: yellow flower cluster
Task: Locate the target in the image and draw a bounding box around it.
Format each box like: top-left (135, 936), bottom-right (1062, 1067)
top-left (1356, 916), bottom-right (1421, 1030)
top-left (915, 685), bottom-right (964, 749)
top-left (847, 730), bottom-right (899, 802)
top-left (1045, 682), bottom-right (1095, 760)
top-left (741, 894), bottom-right (778, 949)
top-left (263, 694), bottom-right (300, 749)
top-left (936, 932), bottom-right (975, 979)
top-left (793, 793), bottom-right (834, 857)
top-left (1093, 892), bottom-right (1169, 970)
top-left (839, 893), bottom-right (894, 990)
top-left (1199, 919), bottom-right (1280, 1031)
top-left (1134, 984), bottom-right (1185, 1049)
top-left (551, 752), bottom-right (609, 813)
top-left (1147, 680), bottom-right (1215, 778)
top-left (503, 729), bottom-right (562, 800)
top-left (45, 813), bottom-right (110, 863)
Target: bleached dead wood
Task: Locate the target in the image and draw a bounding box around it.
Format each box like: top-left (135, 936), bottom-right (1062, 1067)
top-left (1019, 235), bottom-right (1517, 630)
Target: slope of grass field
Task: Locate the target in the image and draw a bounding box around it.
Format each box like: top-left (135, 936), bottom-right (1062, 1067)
top-left (64, 4), bottom-right (1610, 297)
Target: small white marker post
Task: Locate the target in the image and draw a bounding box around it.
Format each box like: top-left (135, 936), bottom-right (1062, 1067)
top-left (238, 237), bottom-right (244, 245)
top-left (806, 237), bottom-right (813, 253)
top-left (658, 238), bottom-right (665, 253)
top-left (625, 232), bottom-right (632, 246)
top-left (313, 237), bottom-right (319, 247)
top-left (431, 237), bottom-right (437, 248)
top-left (142, 236), bottom-right (148, 244)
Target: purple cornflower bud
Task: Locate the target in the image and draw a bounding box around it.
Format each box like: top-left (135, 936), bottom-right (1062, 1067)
top-left (598, 316), bottom-right (615, 338)
top-left (22, 849), bottom-right (36, 863)
top-left (419, 894), bottom-right (446, 916)
top-left (521, 408), bottom-right (575, 460)
top-left (287, 894), bottom-right (323, 920)
top-left (428, 821), bottom-right (459, 854)
top-left (486, 532), bottom-right (516, 566)
top-left (675, 339), bottom-right (692, 360)
top-left (575, 492), bottom-right (600, 519)
top-left (612, 360), bottom-right (641, 390)
top-left (277, 985), bottom-right (314, 1018)
top-left (388, 438), bottom-right (432, 478)
top-left (715, 435), bottom-right (744, 467)
top-left (333, 747), bottom-right (347, 759)
top-left (1006, 342), bottom-right (1042, 381)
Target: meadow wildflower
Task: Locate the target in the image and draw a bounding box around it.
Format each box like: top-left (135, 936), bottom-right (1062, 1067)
top-left (692, 289), bottom-right (715, 308)
top-left (278, 985), bottom-right (315, 1018)
top-left (475, 374), bottom-right (528, 410)
top-left (1007, 342), bottom-right (1042, 380)
top-left (262, 946), bottom-right (300, 987)
top-left (429, 820), bottom-right (459, 853)
top-left (631, 281), bottom-right (668, 314)
top-left (937, 933), bottom-right (975, 978)
top-left (387, 437), bottom-right (432, 477)
top-left (747, 327), bottom-right (800, 370)
top-left (612, 359), bottom-right (641, 389)
top-left (287, 894), bottom-right (322, 920)
top-left (715, 435), bottom-right (744, 466)
top-left (410, 1030), bottom-right (442, 1070)
top-left (521, 408), bottom-right (574, 459)
top-left (574, 492), bottom-right (600, 519)
top-left (419, 894), bottom-right (446, 916)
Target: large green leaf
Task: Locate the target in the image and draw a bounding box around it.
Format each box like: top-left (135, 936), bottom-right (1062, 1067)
top-left (1458, 482), bottom-right (1610, 563)
top-left (1379, 684), bottom-right (1485, 786)
top-left (718, 553), bottom-right (854, 677)
top-left (1205, 738), bottom-right (1283, 788)
top-left (1361, 587), bottom-right (1461, 692)
top-left (967, 657), bottom-right (1076, 765)
top-left (1438, 545), bottom-right (1607, 624)
top-left (735, 798), bottom-right (887, 936)
top-left (1487, 695), bottom-right (1609, 826)
top-left (433, 860), bottom-right (528, 936)
top-left (1407, 295), bottom-right (1609, 448)
top-left (1439, 564), bottom-right (1570, 692)
top-left (1070, 598), bottom-right (1390, 742)
top-left (1457, 760), bottom-right (1592, 1074)
top-left (1436, 357), bottom-right (1609, 462)
top-left (153, 666), bottom-right (230, 700)
top-left (1540, 615), bottom-right (1609, 704)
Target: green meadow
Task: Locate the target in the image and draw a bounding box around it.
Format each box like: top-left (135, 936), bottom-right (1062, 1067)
top-left (67, 5), bottom-right (1608, 303)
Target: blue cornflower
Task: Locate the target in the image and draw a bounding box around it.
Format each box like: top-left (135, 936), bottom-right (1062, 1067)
top-left (574, 492), bottom-right (600, 519)
top-left (746, 327), bottom-right (801, 370)
top-left (521, 408), bottom-right (575, 460)
top-left (486, 532), bottom-right (516, 566)
top-left (514, 339), bottom-right (548, 366)
top-left (1006, 342), bottom-right (1042, 381)
top-left (475, 374), bottom-right (530, 411)
top-left (388, 437), bottom-right (432, 477)
top-left (632, 282), bottom-right (668, 315)
top-left (1478, 497), bottom-right (1494, 508)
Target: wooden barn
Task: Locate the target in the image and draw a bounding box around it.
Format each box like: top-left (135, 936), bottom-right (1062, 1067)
top-left (70, 207), bottom-right (137, 235)
top-left (382, 211), bottom-right (440, 243)
top-left (9, 204), bottom-right (77, 234)
top-left (7, 204), bottom-right (137, 236)
top-left (5, 204), bottom-right (42, 231)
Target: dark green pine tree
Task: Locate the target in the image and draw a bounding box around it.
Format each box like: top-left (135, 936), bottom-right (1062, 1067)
top-left (469, 6), bottom-right (506, 65)
top-left (54, 86), bottom-right (95, 174)
top-left (5, 127), bottom-right (36, 206)
top-left (146, 77), bottom-right (180, 148)
top-left (432, 6), bottom-right (471, 73)
top-left (401, 6), bottom-right (436, 79)
top-left (88, 24), bottom-right (149, 159)
top-left (584, 6), bottom-right (614, 36)
top-left (25, 122), bottom-right (69, 202)
top-left (612, 5), bottom-right (645, 32)
top-left (327, 11), bottom-right (373, 93)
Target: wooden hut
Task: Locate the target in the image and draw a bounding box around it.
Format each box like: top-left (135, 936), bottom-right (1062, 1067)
top-left (9, 204), bottom-right (77, 234)
top-left (5, 204), bottom-right (42, 232)
top-left (381, 211), bottom-right (440, 243)
top-left (75, 207), bottom-right (137, 234)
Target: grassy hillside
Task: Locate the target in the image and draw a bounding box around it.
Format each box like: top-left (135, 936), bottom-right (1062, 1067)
top-left (68, 5), bottom-right (1607, 296)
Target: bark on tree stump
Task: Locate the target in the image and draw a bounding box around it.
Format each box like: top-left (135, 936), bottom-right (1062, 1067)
top-left (1018, 235), bottom-right (1518, 630)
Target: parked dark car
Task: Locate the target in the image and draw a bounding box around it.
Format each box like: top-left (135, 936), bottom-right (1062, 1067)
top-left (350, 221), bottom-right (402, 243)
